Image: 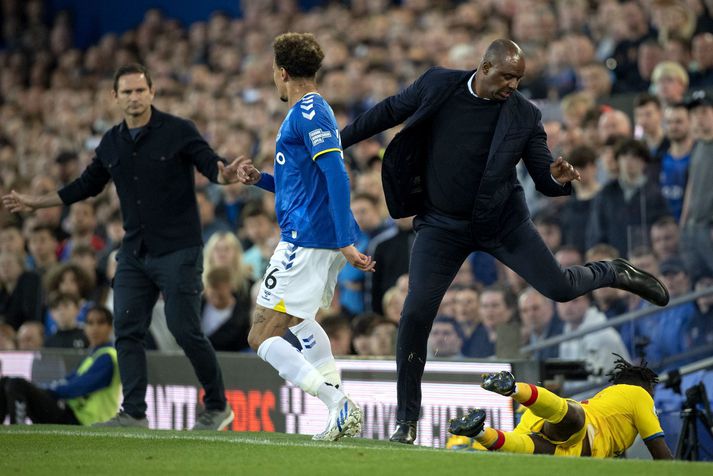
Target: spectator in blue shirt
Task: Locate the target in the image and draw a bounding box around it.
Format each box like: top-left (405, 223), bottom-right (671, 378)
top-left (684, 272), bottom-right (713, 353)
top-left (659, 102), bottom-right (694, 221)
top-left (640, 257), bottom-right (697, 369)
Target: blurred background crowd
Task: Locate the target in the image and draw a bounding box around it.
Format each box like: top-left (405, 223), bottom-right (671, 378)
top-left (1, 0), bottom-right (712, 380)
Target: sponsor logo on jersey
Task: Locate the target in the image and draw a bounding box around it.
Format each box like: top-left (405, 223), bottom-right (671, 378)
top-left (308, 128), bottom-right (332, 147)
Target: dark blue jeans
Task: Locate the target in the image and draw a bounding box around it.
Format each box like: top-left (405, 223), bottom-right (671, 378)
top-left (396, 214), bottom-right (616, 422)
top-left (113, 246), bottom-right (226, 418)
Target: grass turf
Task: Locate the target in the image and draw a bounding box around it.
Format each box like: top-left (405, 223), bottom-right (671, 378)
top-left (1, 426), bottom-right (710, 476)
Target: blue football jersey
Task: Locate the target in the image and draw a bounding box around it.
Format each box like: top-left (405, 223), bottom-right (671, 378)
top-left (273, 93), bottom-right (358, 249)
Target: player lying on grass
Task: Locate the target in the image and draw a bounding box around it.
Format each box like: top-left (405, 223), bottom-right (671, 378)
top-left (449, 355), bottom-right (673, 459)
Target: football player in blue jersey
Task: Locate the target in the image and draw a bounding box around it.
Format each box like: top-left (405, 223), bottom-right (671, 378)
top-left (236, 33), bottom-right (374, 441)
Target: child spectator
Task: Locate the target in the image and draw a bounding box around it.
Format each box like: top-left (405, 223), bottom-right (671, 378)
top-left (42, 262), bottom-right (95, 335)
top-left (44, 292), bottom-right (88, 349)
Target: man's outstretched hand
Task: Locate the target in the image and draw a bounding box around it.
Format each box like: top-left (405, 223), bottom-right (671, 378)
top-left (550, 156), bottom-right (581, 184)
top-left (218, 156), bottom-right (250, 185)
top-left (235, 157), bottom-right (262, 185)
top-left (340, 245), bottom-right (376, 272)
top-left (2, 190), bottom-right (38, 213)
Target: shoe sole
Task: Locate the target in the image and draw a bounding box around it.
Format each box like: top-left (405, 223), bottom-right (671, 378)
top-left (481, 371), bottom-right (515, 396)
top-left (215, 409), bottom-right (235, 431)
top-left (93, 421), bottom-right (149, 428)
top-left (449, 409), bottom-right (485, 437)
top-left (312, 406), bottom-right (363, 441)
top-left (342, 407), bottom-right (363, 438)
top-left (93, 415), bottom-right (149, 428)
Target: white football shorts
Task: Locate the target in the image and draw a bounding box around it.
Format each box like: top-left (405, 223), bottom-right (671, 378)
top-left (256, 241), bottom-right (347, 320)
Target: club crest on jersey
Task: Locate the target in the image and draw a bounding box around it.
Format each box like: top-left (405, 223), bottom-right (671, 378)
top-left (309, 128), bottom-right (332, 147)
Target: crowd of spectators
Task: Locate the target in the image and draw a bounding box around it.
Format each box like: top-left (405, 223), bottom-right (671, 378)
top-left (1, 0), bottom-right (713, 377)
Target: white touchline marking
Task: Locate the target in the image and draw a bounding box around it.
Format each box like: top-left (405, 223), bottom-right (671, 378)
top-left (0, 429), bottom-right (478, 456)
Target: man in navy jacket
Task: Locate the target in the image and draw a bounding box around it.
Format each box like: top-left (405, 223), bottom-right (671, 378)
top-left (341, 39), bottom-right (670, 443)
top-left (3, 64), bottom-right (239, 431)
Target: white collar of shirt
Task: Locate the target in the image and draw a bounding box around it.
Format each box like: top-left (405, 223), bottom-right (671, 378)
top-left (467, 72), bottom-right (490, 100)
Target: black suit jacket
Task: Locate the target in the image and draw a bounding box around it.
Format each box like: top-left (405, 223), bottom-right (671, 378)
top-left (341, 67), bottom-right (571, 244)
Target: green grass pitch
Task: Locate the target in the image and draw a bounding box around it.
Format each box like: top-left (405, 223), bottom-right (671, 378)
top-left (1, 426), bottom-right (711, 476)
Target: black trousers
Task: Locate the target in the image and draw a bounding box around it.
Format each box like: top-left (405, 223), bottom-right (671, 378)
top-left (396, 214), bottom-right (616, 422)
top-left (0, 377), bottom-right (79, 424)
top-left (113, 246), bottom-right (226, 418)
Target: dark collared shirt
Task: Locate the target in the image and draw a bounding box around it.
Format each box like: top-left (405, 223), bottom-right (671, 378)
top-left (59, 107), bottom-right (225, 256)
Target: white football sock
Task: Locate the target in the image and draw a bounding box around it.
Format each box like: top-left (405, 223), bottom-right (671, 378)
top-left (257, 336), bottom-right (342, 407)
top-left (289, 320), bottom-right (342, 387)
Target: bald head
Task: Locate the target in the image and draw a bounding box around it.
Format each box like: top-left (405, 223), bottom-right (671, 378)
top-left (483, 39), bottom-right (523, 65)
top-left (598, 109), bottom-right (632, 143)
top-left (475, 39), bottom-right (525, 100)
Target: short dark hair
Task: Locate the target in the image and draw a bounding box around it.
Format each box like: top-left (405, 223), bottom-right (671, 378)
top-left (55, 151), bottom-right (78, 165)
top-left (581, 107), bottom-right (602, 129)
top-left (113, 63), bottom-right (153, 92)
top-left (533, 211), bottom-right (561, 229)
top-left (614, 138), bottom-right (651, 162)
top-left (652, 215), bottom-right (678, 229)
top-left (480, 284), bottom-right (514, 309)
top-left (351, 312), bottom-right (386, 338)
top-left (433, 315), bottom-right (464, 341)
top-left (241, 202), bottom-right (271, 222)
top-left (273, 33), bottom-right (324, 79)
top-left (567, 145), bottom-right (597, 168)
top-left (604, 134), bottom-right (628, 148)
top-left (48, 291), bottom-right (80, 310)
top-left (634, 92), bottom-right (661, 110)
top-left (29, 224), bottom-right (58, 240)
top-left (320, 315), bottom-right (352, 339)
top-left (607, 353), bottom-right (659, 388)
top-left (87, 304), bottom-right (113, 326)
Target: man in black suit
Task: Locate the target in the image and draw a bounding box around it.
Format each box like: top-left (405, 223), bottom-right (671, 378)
top-left (340, 39), bottom-right (670, 444)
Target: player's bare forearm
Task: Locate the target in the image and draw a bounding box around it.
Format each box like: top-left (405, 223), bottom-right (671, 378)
top-left (645, 436), bottom-right (673, 460)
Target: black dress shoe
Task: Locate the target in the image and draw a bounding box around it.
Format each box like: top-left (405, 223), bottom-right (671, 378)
top-left (389, 420), bottom-right (417, 444)
top-left (611, 258), bottom-right (670, 306)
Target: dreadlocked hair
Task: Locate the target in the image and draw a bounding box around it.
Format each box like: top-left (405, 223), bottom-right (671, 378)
top-left (607, 353), bottom-right (659, 387)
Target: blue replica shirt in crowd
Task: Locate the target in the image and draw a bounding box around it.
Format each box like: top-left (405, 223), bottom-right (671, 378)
top-left (271, 93), bottom-right (358, 249)
top-left (659, 151), bottom-right (691, 221)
